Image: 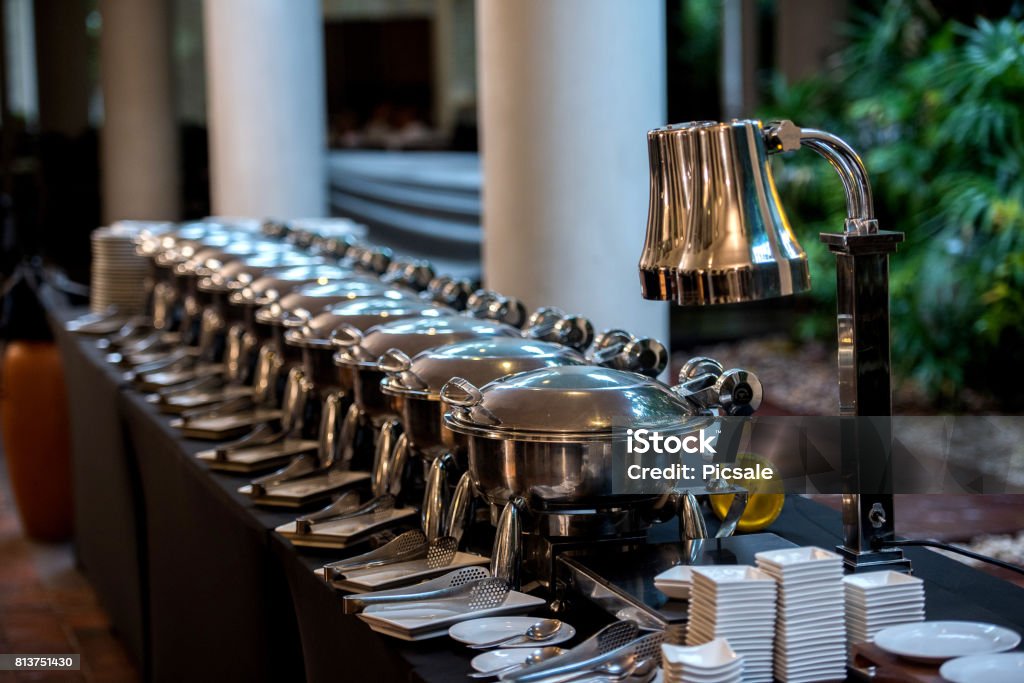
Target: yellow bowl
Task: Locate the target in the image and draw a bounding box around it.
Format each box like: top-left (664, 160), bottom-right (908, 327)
top-left (709, 452), bottom-right (785, 533)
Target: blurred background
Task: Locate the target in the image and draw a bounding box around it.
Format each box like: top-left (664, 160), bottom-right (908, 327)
top-left (1, 0), bottom-right (1022, 415)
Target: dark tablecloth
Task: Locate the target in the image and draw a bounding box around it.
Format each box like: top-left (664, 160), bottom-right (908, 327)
top-left (50, 307), bottom-right (149, 673)
top-left (51, 306), bottom-right (1024, 683)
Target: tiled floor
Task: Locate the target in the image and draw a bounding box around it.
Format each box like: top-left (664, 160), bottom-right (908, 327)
top-left (0, 451), bottom-right (138, 683)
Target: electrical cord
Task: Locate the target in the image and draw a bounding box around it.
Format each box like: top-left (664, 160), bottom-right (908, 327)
top-left (873, 538), bottom-right (1024, 576)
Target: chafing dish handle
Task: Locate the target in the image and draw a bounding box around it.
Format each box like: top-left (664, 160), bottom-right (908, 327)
top-left (446, 471), bottom-right (474, 545)
top-left (490, 497), bottom-right (524, 590)
top-left (422, 453), bottom-right (459, 542)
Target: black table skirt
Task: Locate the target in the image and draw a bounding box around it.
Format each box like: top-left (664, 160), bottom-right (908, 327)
top-left (51, 308), bottom-right (149, 673)
top-left (51, 306), bottom-right (1024, 683)
top-left (118, 389), bottom-right (304, 683)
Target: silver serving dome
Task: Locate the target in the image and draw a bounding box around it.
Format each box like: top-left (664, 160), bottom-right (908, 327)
top-left (444, 365), bottom-right (697, 441)
top-left (176, 240), bottom-right (294, 278)
top-left (228, 265), bottom-right (367, 307)
top-left (285, 298), bottom-right (452, 348)
top-left (254, 281), bottom-right (413, 328)
top-left (199, 251), bottom-right (326, 292)
top-left (153, 228), bottom-right (246, 268)
top-left (381, 337), bottom-right (587, 399)
top-left (334, 316), bottom-right (518, 368)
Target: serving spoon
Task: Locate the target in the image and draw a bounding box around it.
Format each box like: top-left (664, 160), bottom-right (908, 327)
top-left (469, 619), bottom-right (563, 650)
top-left (468, 646), bottom-right (567, 679)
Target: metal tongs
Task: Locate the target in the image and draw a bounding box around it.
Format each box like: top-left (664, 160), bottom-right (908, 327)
top-left (287, 398), bottom-right (408, 521)
top-left (322, 529), bottom-right (458, 581)
top-left (342, 566), bottom-right (490, 613)
top-left (501, 629), bottom-right (664, 682)
top-left (494, 620), bottom-right (639, 681)
top-left (293, 490), bottom-right (393, 535)
top-left (350, 576), bottom-right (509, 615)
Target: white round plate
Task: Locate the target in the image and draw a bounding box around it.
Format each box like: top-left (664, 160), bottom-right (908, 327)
top-left (939, 653), bottom-right (1024, 683)
top-left (875, 621), bottom-right (1021, 664)
top-left (449, 616), bottom-right (575, 649)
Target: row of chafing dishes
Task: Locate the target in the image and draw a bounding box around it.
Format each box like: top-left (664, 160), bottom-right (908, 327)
top-left (100, 216), bottom-right (765, 587)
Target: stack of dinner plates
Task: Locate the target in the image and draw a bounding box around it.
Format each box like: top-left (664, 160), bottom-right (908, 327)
top-left (686, 565), bottom-right (777, 683)
top-left (90, 224), bottom-right (149, 314)
top-left (662, 638), bottom-right (744, 682)
top-left (843, 571), bottom-right (925, 648)
top-left (756, 546), bottom-right (847, 682)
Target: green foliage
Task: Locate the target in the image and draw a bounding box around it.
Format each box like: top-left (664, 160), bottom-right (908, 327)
top-left (759, 2), bottom-right (1024, 408)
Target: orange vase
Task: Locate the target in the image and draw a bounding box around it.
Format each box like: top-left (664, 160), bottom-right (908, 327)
top-left (0, 340), bottom-right (74, 541)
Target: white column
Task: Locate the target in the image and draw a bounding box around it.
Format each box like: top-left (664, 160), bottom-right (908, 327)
top-left (99, 0), bottom-right (179, 222)
top-left (476, 0), bottom-right (669, 344)
top-left (203, 0), bottom-right (326, 218)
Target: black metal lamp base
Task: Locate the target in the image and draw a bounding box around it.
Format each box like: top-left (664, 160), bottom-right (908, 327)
top-left (837, 544), bottom-right (913, 574)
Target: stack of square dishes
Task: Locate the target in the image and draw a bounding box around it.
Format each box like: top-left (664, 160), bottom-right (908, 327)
top-left (843, 571), bottom-right (925, 648)
top-left (756, 546), bottom-right (847, 683)
top-left (686, 566), bottom-right (777, 683)
top-left (654, 565), bottom-right (693, 601)
top-left (662, 638), bottom-right (744, 683)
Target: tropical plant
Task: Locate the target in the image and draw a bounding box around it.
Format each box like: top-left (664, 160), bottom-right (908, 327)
top-left (759, 1), bottom-right (1024, 409)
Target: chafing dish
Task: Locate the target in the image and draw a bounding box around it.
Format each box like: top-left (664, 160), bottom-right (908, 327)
top-left (442, 360), bottom-right (761, 588)
top-left (215, 264), bottom-right (360, 386)
top-left (244, 297), bottom-right (454, 502)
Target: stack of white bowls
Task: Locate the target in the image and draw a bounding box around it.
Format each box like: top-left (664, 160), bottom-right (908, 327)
top-left (90, 224), bottom-right (149, 314)
top-left (686, 565), bottom-right (777, 683)
top-left (756, 546), bottom-right (847, 682)
top-left (662, 638), bottom-right (744, 682)
top-left (843, 571), bottom-right (925, 648)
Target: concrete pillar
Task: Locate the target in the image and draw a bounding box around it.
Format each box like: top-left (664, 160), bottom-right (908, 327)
top-left (203, 0), bottom-right (326, 218)
top-left (98, 0), bottom-right (179, 222)
top-left (476, 0), bottom-right (669, 343)
top-left (721, 0), bottom-right (759, 118)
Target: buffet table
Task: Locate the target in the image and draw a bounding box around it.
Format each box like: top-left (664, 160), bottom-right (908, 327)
top-left (51, 305), bottom-right (1024, 682)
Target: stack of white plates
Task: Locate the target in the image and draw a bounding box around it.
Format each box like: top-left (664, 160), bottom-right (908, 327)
top-left (756, 546), bottom-right (847, 682)
top-left (662, 638), bottom-right (744, 682)
top-left (654, 565), bottom-right (693, 600)
top-left (91, 224), bottom-right (150, 314)
top-left (843, 571), bottom-right (924, 647)
top-left (686, 565), bottom-right (777, 683)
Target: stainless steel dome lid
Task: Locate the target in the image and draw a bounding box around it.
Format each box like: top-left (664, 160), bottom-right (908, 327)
top-left (136, 221), bottom-right (205, 257)
top-left (381, 337), bottom-right (587, 399)
top-left (285, 298), bottom-right (452, 349)
top-left (254, 281), bottom-right (413, 328)
top-left (198, 251), bottom-right (327, 292)
top-left (228, 265), bottom-right (367, 306)
top-left (443, 365), bottom-right (698, 441)
top-left (175, 240), bottom-right (295, 277)
top-left (152, 228), bottom-right (247, 268)
top-left (332, 315), bottom-right (519, 369)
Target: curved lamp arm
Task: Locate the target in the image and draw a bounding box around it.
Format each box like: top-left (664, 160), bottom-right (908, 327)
top-left (763, 120), bottom-right (877, 232)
